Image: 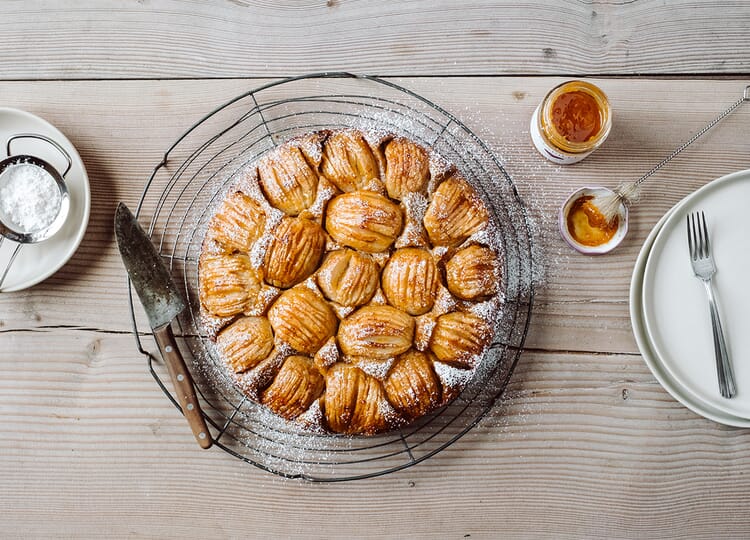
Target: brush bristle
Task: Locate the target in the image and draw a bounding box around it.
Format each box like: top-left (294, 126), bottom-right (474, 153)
top-left (591, 182), bottom-right (641, 224)
top-left (591, 192), bottom-right (623, 224)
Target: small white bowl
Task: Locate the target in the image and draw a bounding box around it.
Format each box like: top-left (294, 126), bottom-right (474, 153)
top-left (559, 186), bottom-right (628, 255)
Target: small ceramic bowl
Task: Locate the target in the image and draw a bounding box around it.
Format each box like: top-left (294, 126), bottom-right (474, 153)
top-left (559, 186), bottom-right (628, 255)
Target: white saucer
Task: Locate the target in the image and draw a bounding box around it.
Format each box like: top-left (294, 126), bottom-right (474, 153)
top-left (0, 108), bottom-right (90, 292)
top-left (639, 169), bottom-right (750, 423)
top-left (630, 198), bottom-right (750, 427)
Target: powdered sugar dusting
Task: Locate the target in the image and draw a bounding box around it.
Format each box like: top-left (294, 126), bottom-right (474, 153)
top-left (332, 303), bottom-right (356, 320)
top-left (432, 245), bottom-right (449, 262)
top-left (248, 209), bottom-right (284, 269)
top-left (367, 287), bottom-right (388, 306)
top-left (301, 275), bottom-right (323, 295)
top-left (414, 314), bottom-right (437, 351)
top-left (402, 191), bottom-right (428, 220)
top-left (236, 167), bottom-right (288, 222)
top-left (433, 360), bottom-right (474, 390)
top-left (353, 357), bottom-right (395, 380)
top-left (463, 226), bottom-right (496, 251)
top-left (300, 176), bottom-right (336, 221)
top-left (395, 192), bottom-right (429, 249)
top-left (314, 337), bottom-right (340, 369)
top-left (362, 177), bottom-right (386, 195)
top-left (295, 399), bottom-right (326, 432)
top-left (432, 284), bottom-right (459, 317)
top-left (237, 348), bottom-right (287, 400)
top-left (377, 396), bottom-right (403, 427)
top-left (248, 285), bottom-right (280, 316)
top-left (427, 153), bottom-right (453, 193)
top-left (325, 237), bottom-right (344, 252)
top-left (200, 311), bottom-right (235, 340)
top-left (369, 251), bottom-right (391, 268)
top-left (296, 132), bottom-right (325, 167)
top-left (468, 296), bottom-right (502, 320)
top-left (359, 126), bottom-right (391, 150)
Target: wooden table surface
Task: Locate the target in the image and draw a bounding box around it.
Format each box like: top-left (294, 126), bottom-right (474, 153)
top-left (2, 2), bottom-right (750, 538)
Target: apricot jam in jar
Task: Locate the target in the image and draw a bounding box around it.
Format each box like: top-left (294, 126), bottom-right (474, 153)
top-left (530, 80), bottom-right (612, 165)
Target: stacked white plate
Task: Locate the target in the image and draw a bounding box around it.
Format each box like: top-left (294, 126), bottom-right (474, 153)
top-left (631, 168), bottom-right (750, 426)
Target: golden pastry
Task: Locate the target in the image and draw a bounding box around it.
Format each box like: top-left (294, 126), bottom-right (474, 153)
top-left (320, 131), bottom-right (379, 192)
top-left (216, 316), bottom-right (274, 373)
top-left (261, 355), bottom-right (325, 420)
top-left (264, 217), bottom-right (326, 288)
top-left (258, 145), bottom-right (319, 216)
top-left (384, 138), bottom-right (430, 200)
top-left (268, 286), bottom-right (338, 355)
top-left (325, 191), bottom-right (403, 253)
top-left (206, 191), bottom-right (266, 253)
top-left (381, 247), bottom-right (439, 315)
top-left (199, 128), bottom-right (502, 435)
top-left (423, 175), bottom-right (489, 246)
top-left (445, 244), bottom-right (499, 300)
top-left (383, 349), bottom-right (441, 420)
top-left (316, 249), bottom-right (379, 307)
top-left (199, 253), bottom-right (260, 317)
top-left (338, 305), bottom-right (414, 359)
top-left (429, 311), bottom-right (492, 368)
top-left (324, 363), bottom-right (388, 434)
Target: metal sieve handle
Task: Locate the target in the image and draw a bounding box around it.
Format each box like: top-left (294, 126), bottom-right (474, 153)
top-left (7, 133), bottom-right (73, 178)
top-left (0, 237), bottom-right (23, 292)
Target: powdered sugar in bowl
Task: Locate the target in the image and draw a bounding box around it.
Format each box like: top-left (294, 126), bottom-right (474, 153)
top-left (0, 134), bottom-right (71, 244)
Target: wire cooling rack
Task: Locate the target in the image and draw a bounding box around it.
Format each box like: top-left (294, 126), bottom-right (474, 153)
top-left (127, 72), bottom-right (535, 481)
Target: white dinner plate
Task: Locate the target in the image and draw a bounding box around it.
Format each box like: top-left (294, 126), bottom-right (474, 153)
top-left (630, 195), bottom-right (750, 427)
top-left (0, 107), bottom-right (90, 292)
top-left (641, 169), bottom-right (750, 420)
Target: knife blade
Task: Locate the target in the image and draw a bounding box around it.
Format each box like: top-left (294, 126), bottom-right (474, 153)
top-left (114, 202), bottom-right (212, 449)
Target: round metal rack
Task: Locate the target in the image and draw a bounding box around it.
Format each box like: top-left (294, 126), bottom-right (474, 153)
top-left (127, 72), bottom-right (535, 481)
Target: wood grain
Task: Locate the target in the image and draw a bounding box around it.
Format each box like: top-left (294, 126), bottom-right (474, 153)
top-left (2, 331), bottom-right (750, 539)
top-left (1, 77), bottom-right (749, 355)
top-left (1, 0), bottom-right (749, 79)
top-left (3, 75), bottom-right (750, 538)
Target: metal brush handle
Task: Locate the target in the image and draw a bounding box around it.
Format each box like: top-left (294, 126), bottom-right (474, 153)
top-left (633, 85), bottom-right (750, 189)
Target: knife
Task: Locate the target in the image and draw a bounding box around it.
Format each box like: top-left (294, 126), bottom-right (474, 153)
top-left (114, 202), bottom-right (212, 449)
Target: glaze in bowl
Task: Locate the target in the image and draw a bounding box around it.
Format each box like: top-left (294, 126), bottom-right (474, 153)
top-left (559, 186), bottom-right (628, 254)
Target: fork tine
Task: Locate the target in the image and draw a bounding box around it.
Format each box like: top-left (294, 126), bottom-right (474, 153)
top-left (686, 210), bottom-right (736, 398)
top-left (701, 211), bottom-right (710, 258)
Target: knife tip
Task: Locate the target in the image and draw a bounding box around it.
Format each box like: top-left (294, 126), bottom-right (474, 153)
top-left (114, 202), bottom-right (133, 227)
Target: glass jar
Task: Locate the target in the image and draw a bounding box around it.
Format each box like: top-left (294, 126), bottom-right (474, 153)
top-left (530, 80), bottom-right (612, 165)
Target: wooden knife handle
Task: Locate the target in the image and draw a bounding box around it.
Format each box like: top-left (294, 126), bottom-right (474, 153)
top-left (153, 325), bottom-right (213, 449)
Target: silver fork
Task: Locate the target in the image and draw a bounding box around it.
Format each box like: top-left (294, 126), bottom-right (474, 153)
top-left (686, 211), bottom-right (736, 398)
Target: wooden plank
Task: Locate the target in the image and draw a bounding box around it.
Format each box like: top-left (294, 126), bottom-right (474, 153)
top-left (2, 331), bottom-right (750, 538)
top-left (1, 1), bottom-right (749, 79)
top-left (2, 77), bottom-right (749, 357)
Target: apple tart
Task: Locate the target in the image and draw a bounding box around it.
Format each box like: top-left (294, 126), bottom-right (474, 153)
top-left (198, 128), bottom-right (503, 435)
